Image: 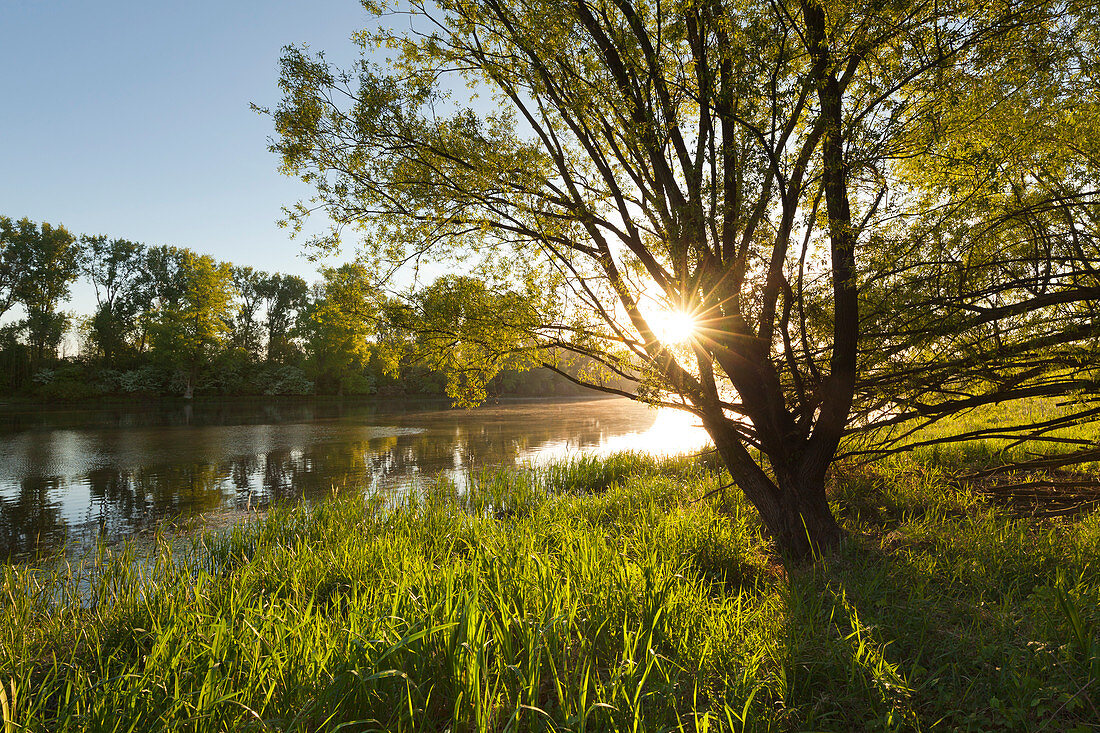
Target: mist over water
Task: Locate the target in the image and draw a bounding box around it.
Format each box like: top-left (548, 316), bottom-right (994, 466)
top-left (0, 397), bottom-right (710, 560)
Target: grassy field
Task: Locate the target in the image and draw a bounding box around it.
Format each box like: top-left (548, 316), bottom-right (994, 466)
top-left (2, 448), bottom-right (1099, 731)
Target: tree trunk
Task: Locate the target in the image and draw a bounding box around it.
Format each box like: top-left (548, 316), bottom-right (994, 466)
top-left (706, 418), bottom-right (843, 562)
top-left (767, 472), bottom-right (844, 561)
top-left (183, 366), bottom-right (195, 400)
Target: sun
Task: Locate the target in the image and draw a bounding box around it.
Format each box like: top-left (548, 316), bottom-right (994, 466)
top-left (649, 309), bottom-right (697, 344)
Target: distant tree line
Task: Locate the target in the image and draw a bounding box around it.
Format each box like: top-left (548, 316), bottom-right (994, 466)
top-left (0, 215), bottom-right (588, 400)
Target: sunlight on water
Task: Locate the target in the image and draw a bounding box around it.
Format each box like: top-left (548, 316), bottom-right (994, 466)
top-left (522, 407), bottom-right (711, 464)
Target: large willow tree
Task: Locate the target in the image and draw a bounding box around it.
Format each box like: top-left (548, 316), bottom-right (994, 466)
top-left (270, 0), bottom-right (1099, 558)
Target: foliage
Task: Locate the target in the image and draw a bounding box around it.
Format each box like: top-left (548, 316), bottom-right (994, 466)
top-left (147, 249), bottom-right (237, 396)
top-left (0, 214), bottom-right (790, 402)
top-left (253, 363), bottom-right (314, 395)
top-left (80, 235), bottom-right (145, 365)
top-left (0, 216), bottom-right (81, 361)
top-left (0, 217), bottom-right (37, 321)
top-left (229, 266), bottom-right (268, 357)
top-left (20, 309), bottom-right (70, 362)
top-left (205, 350), bottom-right (316, 395)
top-left (384, 275), bottom-right (547, 405)
top-left (115, 366), bottom-right (169, 395)
top-left (0, 325), bottom-right (32, 393)
top-left (258, 272), bottom-right (310, 363)
top-left (29, 365), bottom-right (99, 401)
top-left (299, 263), bottom-right (381, 394)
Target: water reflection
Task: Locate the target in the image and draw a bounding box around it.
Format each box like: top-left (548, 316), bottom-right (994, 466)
top-left (0, 397), bottom-right (710, 560)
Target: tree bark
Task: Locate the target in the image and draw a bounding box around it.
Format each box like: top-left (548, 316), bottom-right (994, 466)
top-left (769, 470), bottom-right (844, 561)
top-left (704, 416), bottom-right (843, 561)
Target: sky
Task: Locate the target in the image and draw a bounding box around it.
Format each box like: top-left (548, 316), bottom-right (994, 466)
top-left (1, 0), bottom-right (372, 316)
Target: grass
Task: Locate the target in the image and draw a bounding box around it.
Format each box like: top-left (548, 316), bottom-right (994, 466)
top-left (868, 395), bottom-right (1100, 474)
top-left (2, 447), bottom-right (1100, 731)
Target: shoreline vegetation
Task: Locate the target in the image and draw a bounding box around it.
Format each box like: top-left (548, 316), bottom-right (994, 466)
top-left (4, 445), bottom-right (1100, 731)
top-left (0, 391), bottom-right (611, 411)
top-left (4, 362), bottom-right (598, 404)
top-left (0, 216), bottom-right (623, 406)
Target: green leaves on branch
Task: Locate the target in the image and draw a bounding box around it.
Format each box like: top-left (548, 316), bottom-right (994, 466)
top-left (384, 276), bottom-right (546, 406)
top-left (147, 249), bottom-right (237, 394)
top-left (0, 216), bottom-right (80, 361)
top-left (299, 263), bottom-right (379, 394)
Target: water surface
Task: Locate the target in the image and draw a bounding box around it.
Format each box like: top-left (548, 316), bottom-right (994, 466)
top-left (0, 397), bottom-right (709, 560)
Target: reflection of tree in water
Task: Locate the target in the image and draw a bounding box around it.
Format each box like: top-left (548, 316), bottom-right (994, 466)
top-left (131, 464), bottom-right (232, 519)
top-left (260, 450), bottom-right (294, 502)
top-left (239, 436), bottom-right (404, 509)
top-left (394, 408), bottom-right (644, 465)
top-left (228, 427), bottom-right (527, 509)
top-left (84, 467), bottom-right (147, 544)
top-left (0, 477), bottom-right (67, 559)
top-left (231, 455), bottom-right (260, 492)
top-left (0, 399), bottom-right (666, 560)
top-left (87, 468), bottom-right (141, 520)
top-left (232, 405), bottom-right (655, 507)
top-left (0, 400), bottom-right (335, 434)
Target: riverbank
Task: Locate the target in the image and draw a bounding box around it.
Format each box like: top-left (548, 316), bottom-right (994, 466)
top-left (0, 392), bottom-right (610, 411)
top-left (3, 452), bottom-right (1099, 730)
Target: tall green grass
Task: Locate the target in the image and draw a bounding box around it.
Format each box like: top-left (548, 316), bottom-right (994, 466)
top-left (2, 452), bottom-right (1099, 730)
top-left (875, 396), bottom-right (1099, 473)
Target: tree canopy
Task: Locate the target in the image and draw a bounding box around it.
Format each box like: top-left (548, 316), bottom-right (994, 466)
top-left (270, 0), bottom-right (1099, 557)
top-left (0, 216), bottom-right (81, 362)
top-left (147, 249), bottom-right (237, 398)
top-left (81, 234), bottom-right (146, 366)
top-left (1, 212), bottom-right (587, 401)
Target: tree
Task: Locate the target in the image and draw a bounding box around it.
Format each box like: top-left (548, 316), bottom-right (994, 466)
top-left (229, 266), bottom-right (268, 358)
top-left (270, 0), bottom-right (1099, 558)
top-left (257, 272), bottom-right (309, 363)
top-left (131, 245), bottom-right (188, 355)
top-left (0, 217), bottom-right (38, 322)
top-left (80, 235), bottom-right (146, 366)
top-left (299, 263), bottom-right (377, 394)
top-left (385, 275), bottom-right (545, 404)
top-left (148, 249), bottom-right (236, 398)
top-left (1, 217), bottom-right (81, 362)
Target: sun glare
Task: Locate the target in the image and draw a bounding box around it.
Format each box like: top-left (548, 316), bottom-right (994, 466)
top-left (650, 309), bottom-right (697, 344)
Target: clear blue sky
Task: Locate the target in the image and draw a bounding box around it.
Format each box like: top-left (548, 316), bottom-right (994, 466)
top-left (1, 0), bottom-right (370, 315)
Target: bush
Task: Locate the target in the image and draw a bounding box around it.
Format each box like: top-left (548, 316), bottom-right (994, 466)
top-left (254, 364), bottom-right (314, 395)
top-left (34, 378), bottom-right (98, 401)
top-left (30, 364), bottom-right (99, 400)
top-left (116, 366), bottom-right (167, 395)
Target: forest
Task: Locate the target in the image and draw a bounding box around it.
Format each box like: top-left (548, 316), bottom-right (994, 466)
top-left (0, 215), bottom-right (588, 402)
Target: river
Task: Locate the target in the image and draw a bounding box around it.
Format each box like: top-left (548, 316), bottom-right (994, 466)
top-left (0, 396), bottom-right (710, 560)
